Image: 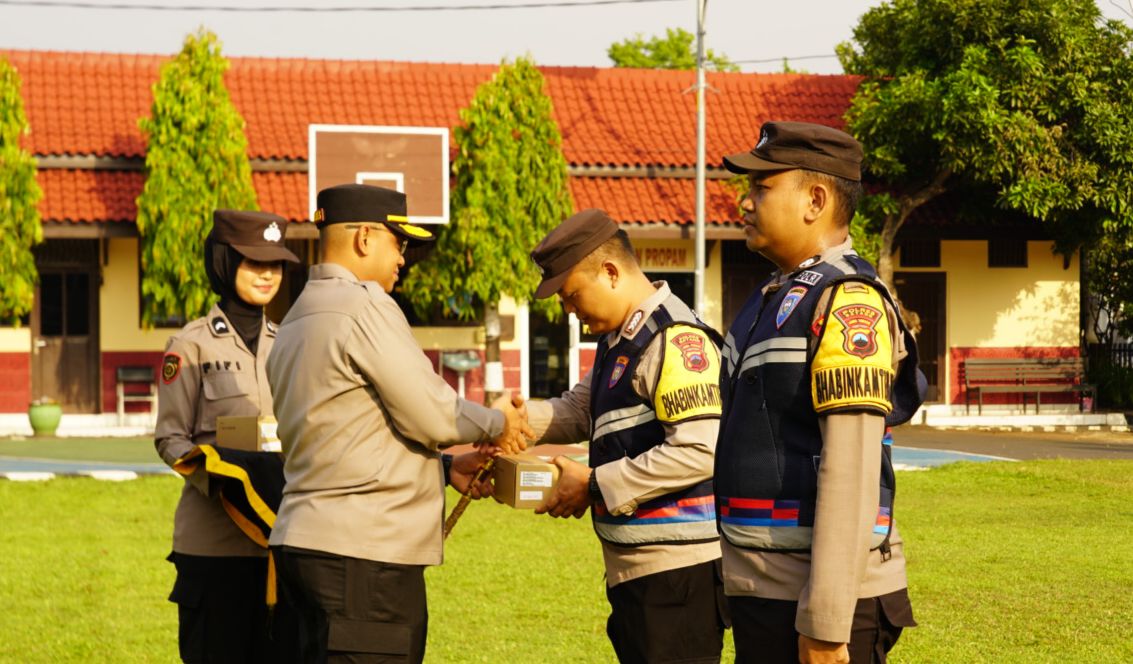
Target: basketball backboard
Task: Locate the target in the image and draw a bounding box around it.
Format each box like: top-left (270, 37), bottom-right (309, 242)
top-left (308, 125), bottom-right (450, 224)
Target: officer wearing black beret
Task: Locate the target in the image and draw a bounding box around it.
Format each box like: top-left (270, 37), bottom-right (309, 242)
top-left (155, 209), bottom-right (301, 663)
top-left (714, 122), bottom-right (923, 663)
top-left (267, 184), bottom-right (530, 663)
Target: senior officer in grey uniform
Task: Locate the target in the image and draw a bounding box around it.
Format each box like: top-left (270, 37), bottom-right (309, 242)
top-left (267, 184), bottom-right (529, 663)
top-left (520, 209), bottom-right (729, 664)
top-left (155, 209), bottom-right (301, 663)
top-left (713, 122), bottom-right (923, 664)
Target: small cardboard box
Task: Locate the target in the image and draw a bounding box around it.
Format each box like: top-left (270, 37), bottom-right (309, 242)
top-left (215, 416), bottom-right (281, 453)
top-left (492, 453), bottom-right (561, 509)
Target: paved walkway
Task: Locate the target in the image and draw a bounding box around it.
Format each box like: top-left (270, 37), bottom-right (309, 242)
top-left (893, 425), bottom-right (1133, 460)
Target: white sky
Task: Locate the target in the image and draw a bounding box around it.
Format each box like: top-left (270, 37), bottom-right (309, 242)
top-left (0, 0), bottom-right (1126, 74)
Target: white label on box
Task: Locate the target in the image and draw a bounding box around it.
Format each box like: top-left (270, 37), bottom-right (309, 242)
top-left (260, 421), bottom-right (279, 440)
top-left (520, 471), bottom-right (553, 487)
top-left (519, 490), bottom-right (544, 501)
top-left (261, 441), bottom-right (282, 453)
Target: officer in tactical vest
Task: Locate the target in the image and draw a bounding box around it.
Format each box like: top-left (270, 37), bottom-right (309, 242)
top-left (521, 208), bottom-right (729, 664)
top-left (714, 122), bottom-right (923, 664)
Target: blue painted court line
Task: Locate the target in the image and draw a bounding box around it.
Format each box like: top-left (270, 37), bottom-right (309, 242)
top-left (891, 447), bottom-right (1011, 469)
top-left (0, 457), bottom-right (174, 475)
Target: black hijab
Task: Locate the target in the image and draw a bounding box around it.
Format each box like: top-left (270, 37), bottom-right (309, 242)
top-left (204, 236), bottom-right (265, 356)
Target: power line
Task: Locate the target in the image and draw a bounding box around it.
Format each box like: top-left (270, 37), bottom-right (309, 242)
top-left (733, 54), bottom-right (839, 65)
top-left (0, 0), bottom-right (680, 10)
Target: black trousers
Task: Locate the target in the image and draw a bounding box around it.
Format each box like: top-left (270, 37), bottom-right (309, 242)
top-left (167, 552), bottom-right (300, 664)
top-left (729, 588), bottom-right (915, 664)
top-left (272, 545), bottom-right (428, 664)
top-left (605, 559), bottom-right (730, 664)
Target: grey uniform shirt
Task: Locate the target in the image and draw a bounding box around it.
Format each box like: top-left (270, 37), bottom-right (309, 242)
top-left (526, 282), bottom-right (722, 587)
top-left (720, 239), bottom-right (910, 643)
top-left (155, 304), bottom-right (275, 558)
top-left (266, 263), bottom-right (504, 566)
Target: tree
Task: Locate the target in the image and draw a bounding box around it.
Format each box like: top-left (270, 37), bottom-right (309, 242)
top-left (136, 29), bottom-right (258, 326)
top-left (837, 0), bottom-right (1133, 288)
top-left (401, 57), bottom-right (574, 403)
top-left (0, 57), bottom-right (44, 323)
top-left (608, 27), bottom-right (739, 72)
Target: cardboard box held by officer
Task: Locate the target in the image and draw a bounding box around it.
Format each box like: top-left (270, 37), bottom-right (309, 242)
top-left (492, 453), bottom-right (561, 509)
top-left (216, 416), bottom-right (281, 453)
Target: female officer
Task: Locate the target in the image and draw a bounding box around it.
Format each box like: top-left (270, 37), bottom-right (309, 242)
top-left (154, 209), bottom-right (300, 663)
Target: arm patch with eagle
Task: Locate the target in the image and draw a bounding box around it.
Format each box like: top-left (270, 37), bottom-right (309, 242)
top-left (653, 325), bottom-right (723, 423)
top-left (811, 282), bottom-right (895, 415)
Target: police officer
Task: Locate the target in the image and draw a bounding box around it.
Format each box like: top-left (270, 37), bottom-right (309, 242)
top-left (713, 122), bottom-right (923, 664)
top-left (155, 209), bottom-right (301, 663)
top-left (522, 208), bottom-right (729, 664)
top-left (266, 184), bottom-right (529, 663)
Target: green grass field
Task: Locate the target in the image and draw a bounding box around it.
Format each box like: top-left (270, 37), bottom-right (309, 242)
top-left (0, 436), bottom-right (156, 464)
top-left (0, 460), bottom-right (1130, 662)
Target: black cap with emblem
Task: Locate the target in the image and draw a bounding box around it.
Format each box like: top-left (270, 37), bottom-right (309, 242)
top-left (723, 121), bottom-right (863, 182)
top-left (531, 208), bottom-right (620, 300)
top-left (314, 184), bottom-right (435, 242)
top-left (210, 210), bottom-right (300, 263)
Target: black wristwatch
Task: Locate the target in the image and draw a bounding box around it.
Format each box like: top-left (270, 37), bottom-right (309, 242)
top-left (588, 470), bottom-right (602, 501)
top-left (441, 454), bottom-right (453, 485)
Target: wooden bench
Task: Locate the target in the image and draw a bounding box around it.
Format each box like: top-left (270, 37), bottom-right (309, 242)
top-left (963, 358), bottom-right (1095, 415)
top-left (116, 365), bottom-right (158, 426)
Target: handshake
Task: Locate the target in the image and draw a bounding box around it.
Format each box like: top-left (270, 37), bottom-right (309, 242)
top-left (447, 392), bottom-right (593, 519)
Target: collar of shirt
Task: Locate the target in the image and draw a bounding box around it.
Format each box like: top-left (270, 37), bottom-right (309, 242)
top-left (308, 262), bottom-right (361, 283)
top-left (605, 281), bottom-right (671, 347)
top-left (764, 237), bottom-right (856, 293)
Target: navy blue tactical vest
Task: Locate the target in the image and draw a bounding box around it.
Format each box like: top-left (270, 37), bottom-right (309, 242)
top-left (588, 294), bottom-right (723, 546)
top-left (714, 252), bottom-right (922, 552)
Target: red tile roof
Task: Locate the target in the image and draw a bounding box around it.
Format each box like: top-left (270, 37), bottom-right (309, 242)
top-left (5, 49), bottom-right (859, 165)
top-left (38, 169), bottom-right (141, 223)
top-left (39, 169), bottom-right (741, 226)
top-left (3, 49), bottom-right (860, 226)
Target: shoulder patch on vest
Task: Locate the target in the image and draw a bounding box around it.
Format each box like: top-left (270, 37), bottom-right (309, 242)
top-left (776, 286), bottom-right (809, 329)
top-left (655, 326), bottom-right (722, 423)
top-left (210, 317), bottom-right (229, 335)
top-left (811, 283), bottom-right (894, 415)
top-left (162, 353), bottom-right (182, 384)
top-left (609, 356), bottom-right (630, 388)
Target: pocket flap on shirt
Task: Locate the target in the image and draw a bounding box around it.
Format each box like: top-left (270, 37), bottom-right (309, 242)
top-left (202, 372), bottom-right (248, 400)
top-left (327, 618), bottom-right (411, 655)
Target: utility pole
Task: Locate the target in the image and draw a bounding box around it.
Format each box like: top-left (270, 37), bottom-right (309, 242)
top-left (694, 0), bottom-right (708, 315)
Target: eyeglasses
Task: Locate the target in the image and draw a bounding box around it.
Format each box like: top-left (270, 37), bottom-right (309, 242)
top-left (344, 223), bottom-right (408, 255)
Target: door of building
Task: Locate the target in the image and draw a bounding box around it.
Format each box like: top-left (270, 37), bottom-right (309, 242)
top-left (893, 271), bottom-right (946, 402)
top-left (32, 240), bottom-right (101, 413)
top-left (721, 240), bottom-right (775, 330)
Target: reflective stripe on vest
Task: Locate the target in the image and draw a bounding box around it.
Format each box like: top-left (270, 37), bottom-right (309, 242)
top-left (593, 485), bottom-right (718, 546)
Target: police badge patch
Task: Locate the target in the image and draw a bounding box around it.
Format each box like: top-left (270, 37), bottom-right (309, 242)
top-left (162, 353), bottom-right (182, 384)
top-left (669, 332), bottom-right (710, 373)
top-left (832, 303), bottom-right (883, 358)
top-left (211, 317), bottom-right (229, 334)
top-left (776, 286), bottom-right (809, 329)
top-left (609, 356), bottom-right (630, 388)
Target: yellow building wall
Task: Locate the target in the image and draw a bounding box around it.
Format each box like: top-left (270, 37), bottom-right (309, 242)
top-left (411, 294), bottom-right (523, 351)
top-left (0, 327), bottom-right (30, 353)
top-left (939, 240), bottom-right (1079, 348)
top-left (897, 240), bottom-right (1079, 402)
top-left (101, 238), bottom-right (176, 352)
